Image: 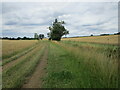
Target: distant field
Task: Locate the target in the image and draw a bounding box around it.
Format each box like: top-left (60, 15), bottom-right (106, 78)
top-left (62, 35), bottom-right (119, 45)
top-left (2, 35), bottom-right (119, 88)
top-left (2, 40), bottom-right (38, 59)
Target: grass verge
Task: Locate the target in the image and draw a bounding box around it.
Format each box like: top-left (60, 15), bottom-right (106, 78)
top-left (42, 41), bottom-right (118, 88)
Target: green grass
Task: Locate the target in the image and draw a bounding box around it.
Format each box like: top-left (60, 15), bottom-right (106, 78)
top-left (3, 41), bottom-right (46, 88)
top-left (42, 41), bottom-right (118, 88)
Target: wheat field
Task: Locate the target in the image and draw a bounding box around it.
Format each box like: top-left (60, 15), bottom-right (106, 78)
top-left (2, 40), bottom-right (38, 59)
top-left (62, 35), bottom-right (119, 45)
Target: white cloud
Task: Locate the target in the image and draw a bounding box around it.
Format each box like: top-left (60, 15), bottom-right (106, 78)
top-left (2, 0), bottom-right (119, 2)
top-left (1, 2), bottom-right (118, 37)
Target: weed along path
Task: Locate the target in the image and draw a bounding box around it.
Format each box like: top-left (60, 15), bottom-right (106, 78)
top-left (22, 45), bottom-right (48, 88)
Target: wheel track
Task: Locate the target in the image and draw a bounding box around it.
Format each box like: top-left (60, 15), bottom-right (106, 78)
top-left (3, 44), bottom-right (46, 88)
top-left (22, 44), bottom-right (48, 88)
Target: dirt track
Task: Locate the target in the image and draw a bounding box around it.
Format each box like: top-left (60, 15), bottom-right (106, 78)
top-left (22, 46), bottom-right (48, 88)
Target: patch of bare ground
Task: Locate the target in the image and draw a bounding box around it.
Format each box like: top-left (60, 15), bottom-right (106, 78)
top-left (22, 46), bottom-right (48, 88)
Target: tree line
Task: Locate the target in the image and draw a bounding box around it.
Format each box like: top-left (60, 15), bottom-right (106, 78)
top-left (1, 37), bottom-right (37, 40)
top-left (1, 34), bottom-right (45, 40)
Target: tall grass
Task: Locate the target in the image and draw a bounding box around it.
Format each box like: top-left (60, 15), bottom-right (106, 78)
top-left (59, 41), bottom-right (118, 88)
top-left (43, 41), bottom-right (118, 88)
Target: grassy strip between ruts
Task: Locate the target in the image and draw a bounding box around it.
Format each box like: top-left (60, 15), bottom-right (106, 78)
top-left (42, 41), bottom-right (118, 88)
top-left (2, 41), bottom-right (39, 59)
top-left (3, 42), bottom-right (46, 88)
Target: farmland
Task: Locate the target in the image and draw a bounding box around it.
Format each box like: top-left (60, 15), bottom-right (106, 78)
top-left (62, 35), bottom-right (120, 45)
top-left (2, 35), bottom-right (119, 88)
top-left (2, 40), bottom-right (38, 59)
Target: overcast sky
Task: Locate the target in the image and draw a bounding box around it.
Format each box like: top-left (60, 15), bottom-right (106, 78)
top-left (1, 2), bottom-right (118, 38)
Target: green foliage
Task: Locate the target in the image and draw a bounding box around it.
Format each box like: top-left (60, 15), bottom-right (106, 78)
top-left (48, 19), bottom-right (69, 41)
top-left (39, 34), bottom-right (44, 40)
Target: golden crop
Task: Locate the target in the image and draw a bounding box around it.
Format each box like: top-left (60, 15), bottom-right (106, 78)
top-left (62, 35), bottom-right (119, 45)
top-left (2, 40), bottom-right (38, 57)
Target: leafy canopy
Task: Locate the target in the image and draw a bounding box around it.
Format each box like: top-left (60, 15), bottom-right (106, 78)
top-left (48, 19), bottom-right (69, 41)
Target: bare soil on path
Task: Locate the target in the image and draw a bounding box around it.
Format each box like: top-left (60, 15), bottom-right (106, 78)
top-left (22, 47), bottom-right (48, 88)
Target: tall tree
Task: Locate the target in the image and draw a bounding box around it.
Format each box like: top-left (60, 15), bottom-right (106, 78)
top-left (39, 34), bottom-right (44, 40)
top-left (48, 19), bottom-right (69, 41)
